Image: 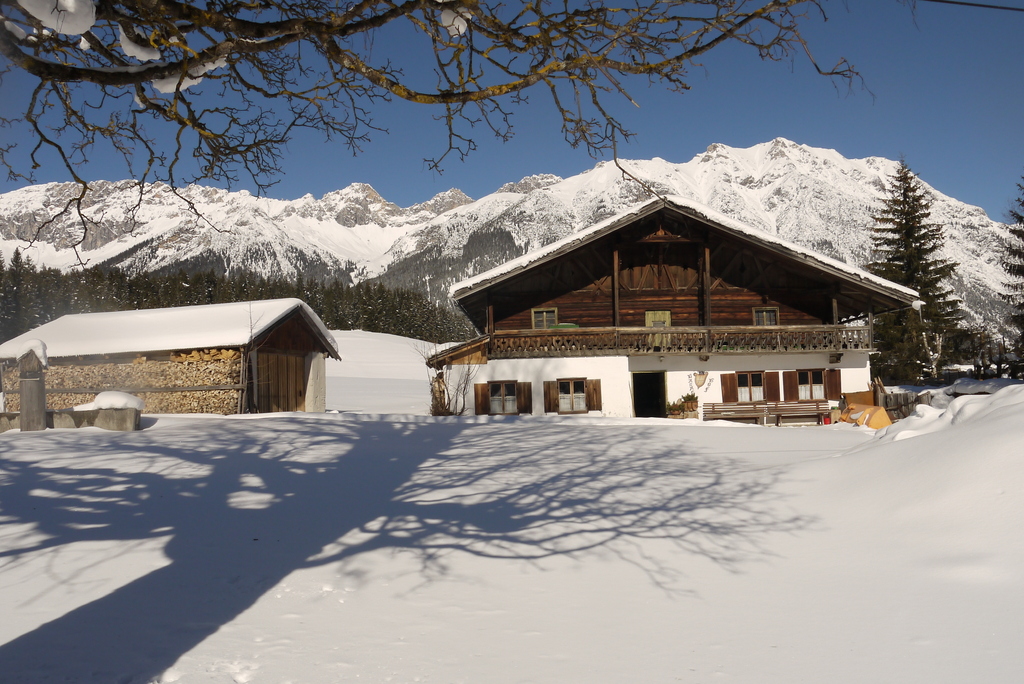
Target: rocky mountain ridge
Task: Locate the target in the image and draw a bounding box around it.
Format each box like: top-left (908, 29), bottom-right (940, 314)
top-left (0, 138), bottom-right (1011, 330)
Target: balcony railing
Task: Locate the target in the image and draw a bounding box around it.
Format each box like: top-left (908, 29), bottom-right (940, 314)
top-left (488, 325), bottom-right (873, 359)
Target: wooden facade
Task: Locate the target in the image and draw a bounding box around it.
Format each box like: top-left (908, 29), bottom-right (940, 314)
top-left (431, 201), bottom-right (914, 370)
top-left (455, 205), bottom-right (908, 339)
top-left (430, 198), bottom-right (917, 419)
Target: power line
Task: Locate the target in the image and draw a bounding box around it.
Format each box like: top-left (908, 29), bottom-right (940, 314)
top-left (918, 0), bottom-right (1024, 12)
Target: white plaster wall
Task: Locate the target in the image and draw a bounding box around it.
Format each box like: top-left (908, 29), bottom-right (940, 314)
top-left (628, 352), bottom-right (871, 404)
top-left (450, 351), bottom-right (872, 417)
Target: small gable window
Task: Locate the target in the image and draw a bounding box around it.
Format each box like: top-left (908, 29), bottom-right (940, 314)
top-left (532, 308), bottom-right (558, 329)
top-left (753, 307), bottom-right (779, 326)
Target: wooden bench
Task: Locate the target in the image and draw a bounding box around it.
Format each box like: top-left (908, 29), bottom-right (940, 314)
top-left (702, 402), bottom-right (769, 424)
top-left (703, 400), bottom-right (831, 426)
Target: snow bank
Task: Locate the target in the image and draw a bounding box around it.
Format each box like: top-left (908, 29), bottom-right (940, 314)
top-left (948, 377), bottom-right (1023, 395)
top-left (73, 391), bottom-right (145, 411)
top-left (875, 384), bottom-right (1024, 443)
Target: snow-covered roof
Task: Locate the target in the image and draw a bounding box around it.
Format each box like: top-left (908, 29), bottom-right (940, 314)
top-left (0, 299), bottom-right (340, 361)
top-left (450, 196), bottom-right (919, 303)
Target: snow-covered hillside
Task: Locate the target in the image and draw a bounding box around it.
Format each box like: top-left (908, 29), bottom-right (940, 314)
top-left (1, 330), bottom-right (1023, 682)
top-left (1, 139), bottom-right (1011, 327)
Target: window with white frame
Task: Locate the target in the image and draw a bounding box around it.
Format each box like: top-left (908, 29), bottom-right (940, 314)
top-left (797, 370), bottom-right (826, 400)
top-left (736, 372), bottom-right (765, 402)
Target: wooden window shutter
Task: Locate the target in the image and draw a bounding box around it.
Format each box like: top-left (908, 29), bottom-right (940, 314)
top-left (721, 373), bottom-right (739, 403)
top-left (516, 382), bottom-right (533, 414)
top-left (764, 371), bottom-right (781, 402)
top-left (543, 381), bottom-right (558, 413)
top-left (825, 369), bottom-right (842, 401)
top-left (585, 378), bottom-right (602, 411)
top-left (782, 371), bottom-right (799, 401)
top-left (474, 383), bottom-right (489, 415)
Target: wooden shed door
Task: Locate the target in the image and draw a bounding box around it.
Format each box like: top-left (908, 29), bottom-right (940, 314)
top-left (257, 353), bottom-right (306, 412)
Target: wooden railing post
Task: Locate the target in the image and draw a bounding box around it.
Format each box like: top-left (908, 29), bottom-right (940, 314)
top-left (19, 347), bottom-right (47, 432)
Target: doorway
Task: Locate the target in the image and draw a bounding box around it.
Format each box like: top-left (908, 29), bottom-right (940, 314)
top-left (632, 371), bottom-right (666, 418)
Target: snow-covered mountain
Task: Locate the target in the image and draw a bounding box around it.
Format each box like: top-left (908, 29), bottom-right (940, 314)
top-left (0, 180), bottom-right (471, 282)
top-left (0, 138), bottom-right (1011, 329)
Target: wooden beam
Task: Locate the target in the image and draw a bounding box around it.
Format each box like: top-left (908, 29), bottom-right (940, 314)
top-left (701, 244), bottom-right (712, 325)
top-left (612, 247), bottom-right (620, 327)
top-left (832, 284), bottom-right (840, 325)
top-left (487, 298), bottom-right (494, 335)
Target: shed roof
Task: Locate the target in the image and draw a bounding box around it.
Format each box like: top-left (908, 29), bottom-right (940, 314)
top-left (0, 299), bottom-right (340, 361)
top-left (450, 195), bottom-right (919, 305)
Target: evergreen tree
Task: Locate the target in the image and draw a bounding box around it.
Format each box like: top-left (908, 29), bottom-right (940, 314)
top-left (868, 160), bottom-right (962, 382)
top-left (1002, 173), bottom-right (1024, 344)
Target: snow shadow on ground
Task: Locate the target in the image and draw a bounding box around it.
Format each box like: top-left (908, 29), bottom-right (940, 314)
top-left (0, 416), bottom-right (811, 682)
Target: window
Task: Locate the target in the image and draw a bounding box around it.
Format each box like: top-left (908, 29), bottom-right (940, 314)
top-left (645, 310), bottom-right (672, 328)
top-left (474, 381), bottom-right (532, 415)
top-left (753, 307), bottom-right (779, 326)
top-left (722, 371), bottom-right (780, 403)
top-left (783, 369), bottom-right (840, 402)
top-left (797, 370), bottom-right (826, 400)
top-left (490, 382), bottom-right (518, 414)
top-left (543, 378), bottom-right (602, 414)
top-left (736, 372), bottom-right (764, 402)
top-left (532, 308), bottom-right (558, 329)
top-left (558, 378), bottom-right (587, 413)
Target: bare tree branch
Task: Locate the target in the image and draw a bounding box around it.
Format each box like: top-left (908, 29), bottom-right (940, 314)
top-left (1, 0), bottom-right (857, 246)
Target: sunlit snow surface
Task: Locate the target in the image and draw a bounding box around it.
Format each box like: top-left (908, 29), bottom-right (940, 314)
top-left (1, 331), bottom-right (1023, 682)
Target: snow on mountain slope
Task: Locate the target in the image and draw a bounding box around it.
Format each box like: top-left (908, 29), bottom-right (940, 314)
top-left (0, 139), bottom-right (1011, 327)
top-left (379, 138), bottom-right (1010, 327)
top-left (0, 180), bottom-right (469, 280)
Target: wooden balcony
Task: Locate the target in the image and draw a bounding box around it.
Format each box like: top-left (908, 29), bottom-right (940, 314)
top-left (488, 325), bottom-right (873, 359)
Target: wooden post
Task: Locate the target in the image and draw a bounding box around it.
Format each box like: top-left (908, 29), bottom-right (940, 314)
top-left (868, 304), bottom-right (875, 350)
top-left (700, 244), bottom-right (712, 326)
top-left (486, 298), bottom-right (495, 335)
top-left (612, 247), bottom-right (620, 327)
top-left (19, 350), bottom-right (47, 432)
top-left (831, 285), bottom-right (839, 325)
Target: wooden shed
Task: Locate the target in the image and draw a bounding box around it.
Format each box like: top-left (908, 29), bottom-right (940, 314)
top-left (0, 299), bottom-right (340, 414)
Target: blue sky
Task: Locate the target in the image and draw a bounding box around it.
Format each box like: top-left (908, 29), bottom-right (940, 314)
top-left (2, 0), bottom-right (1022, 220)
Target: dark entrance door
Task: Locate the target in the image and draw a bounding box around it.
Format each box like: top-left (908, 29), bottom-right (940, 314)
top-left (632, 371), bottom-right (666, 418)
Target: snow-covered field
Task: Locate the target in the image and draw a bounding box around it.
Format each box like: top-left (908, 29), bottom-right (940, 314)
top-left (1, 331), bottom-right (1023, 683)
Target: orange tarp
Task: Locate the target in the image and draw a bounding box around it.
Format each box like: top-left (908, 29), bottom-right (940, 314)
top-left (839, 403), bottom-right (892, 429)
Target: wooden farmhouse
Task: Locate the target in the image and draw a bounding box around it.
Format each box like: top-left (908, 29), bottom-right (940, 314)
top-left (0, 299), bottom-right (339, 415)
top-left (429, 196), bottom-right (918, 422)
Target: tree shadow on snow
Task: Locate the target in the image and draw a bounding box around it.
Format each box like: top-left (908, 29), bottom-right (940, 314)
top-left (0, 415), bottom-right (812, 682)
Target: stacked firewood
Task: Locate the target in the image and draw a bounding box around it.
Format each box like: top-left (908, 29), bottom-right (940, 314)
top-left (1, 352), bottom-right (243, 414)
top-left (169, 348), bottom-right (243, 362)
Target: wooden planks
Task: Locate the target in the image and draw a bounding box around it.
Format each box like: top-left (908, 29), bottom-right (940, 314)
top-left (256, 352), bottom-right (306, 412)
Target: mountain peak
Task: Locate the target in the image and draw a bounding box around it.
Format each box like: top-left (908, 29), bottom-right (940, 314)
top-left (497, 174), bottom-right (563, 195)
